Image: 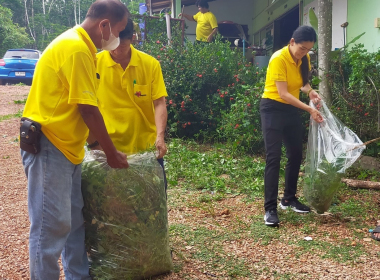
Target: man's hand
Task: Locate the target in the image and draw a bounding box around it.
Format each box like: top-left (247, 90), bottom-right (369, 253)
top-left (178, 13), bottom-right (194, 21)
top-left (155, 137), bottom-right (167, 159)
top-left (207, 34), bottom-right (213, 42)
top-left (79, 104), bottom-right (128, 168)
top-left (106, 150), bottom-right (129, 169)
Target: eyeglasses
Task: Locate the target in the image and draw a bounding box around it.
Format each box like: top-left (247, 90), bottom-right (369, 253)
top-left (297, 44), bottom-right (313, 52)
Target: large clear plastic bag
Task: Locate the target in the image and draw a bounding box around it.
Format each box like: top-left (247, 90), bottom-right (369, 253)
top-left (81, 150), bottom-right (173, 279)
top-left (304, 100), bottom-right (365, 213)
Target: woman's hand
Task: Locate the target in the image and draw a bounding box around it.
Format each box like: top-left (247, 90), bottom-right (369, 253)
top-left (309, 89), bottom-right (321, 104)
top-left (310, 108), bottom-right (323, 123)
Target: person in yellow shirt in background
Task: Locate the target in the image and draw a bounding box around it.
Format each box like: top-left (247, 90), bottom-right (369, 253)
top-left (179, 0), bottom-right (218, 43)
top-left (20, 1), bottom-right (129, 279)
top-left (260, 26), bottom-right (323, 227)
top-left (89, 18), bottom-right (168, 187)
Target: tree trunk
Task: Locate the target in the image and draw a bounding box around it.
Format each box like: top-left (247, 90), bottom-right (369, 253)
top-left (73, 0), bottom-right (78, 25)
top-left (318, 0), bottom-right (332, 106)
top-left (24, 0), bottom-right (36, 46)
top-left (342, 179), bottom-right (380, 190)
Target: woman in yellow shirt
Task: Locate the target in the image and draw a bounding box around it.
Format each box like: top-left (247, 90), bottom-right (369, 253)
top-left (260, 26), bottom-right (323, 227)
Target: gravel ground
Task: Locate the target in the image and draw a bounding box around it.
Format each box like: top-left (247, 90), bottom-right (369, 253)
top-left (0, 86), bottom-right (30, 279)
top-left (0, 85), bottom-right (379, 280)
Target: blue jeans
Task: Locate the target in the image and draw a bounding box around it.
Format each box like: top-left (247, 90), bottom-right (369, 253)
top-left (21, 134), bottom-right (91, 280)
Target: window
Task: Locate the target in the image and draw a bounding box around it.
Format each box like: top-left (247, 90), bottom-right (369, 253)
top-left (4, 50), bottom-right (40, 59)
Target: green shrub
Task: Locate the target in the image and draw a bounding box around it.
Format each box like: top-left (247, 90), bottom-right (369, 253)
top-left (216, 68), bottom-right (266, 153)
top-left (328, 44), bottom-right (380, 155)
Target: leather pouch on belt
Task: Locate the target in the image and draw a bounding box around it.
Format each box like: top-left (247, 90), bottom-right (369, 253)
top-left (20, 117), bottom-right (42, 154)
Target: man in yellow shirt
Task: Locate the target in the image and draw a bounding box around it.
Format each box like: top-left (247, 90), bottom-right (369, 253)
top-left (90, 18), bottom-right (168, 187)
top-left (180, 0), bottom-right (218, 43)
top-left (20, 1), bottom-right (129, 279)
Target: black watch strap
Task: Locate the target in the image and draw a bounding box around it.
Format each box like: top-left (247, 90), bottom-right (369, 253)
top-left (87, 140), bottom-right (99, 149)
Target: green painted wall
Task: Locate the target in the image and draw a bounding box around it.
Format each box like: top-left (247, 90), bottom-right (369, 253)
top-left (251, 0), bottom-right (315, 45)
top-left (347, 0), bottom-right (380, 52)
top-left (252, 0), bottom-right (299, 35)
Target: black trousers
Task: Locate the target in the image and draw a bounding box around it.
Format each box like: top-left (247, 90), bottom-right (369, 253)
top-left (260, 98), bottom-right (303, 211)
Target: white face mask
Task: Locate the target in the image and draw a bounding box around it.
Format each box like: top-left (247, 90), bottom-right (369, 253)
top-left (101, 24), bottom-right (120, 51)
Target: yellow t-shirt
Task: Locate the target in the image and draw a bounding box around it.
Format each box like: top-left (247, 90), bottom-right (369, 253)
top-left (262, 45), bottom-right (310, 104)
top-left (22, 26), bottom-right (98, 164)
top-left (193, 11), bottom-right (218, 41)
top-left (96, 45), bottom-right (168, 155)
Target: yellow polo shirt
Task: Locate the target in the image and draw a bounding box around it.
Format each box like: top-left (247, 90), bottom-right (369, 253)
top-left (263, 45), bottom-right (310, 104)
top-left (193, 11), bottom-right (218, 41)
top-left (96, 45), bottom-right (167, 155)
top-left (23, 26), bottom-right (98, 164)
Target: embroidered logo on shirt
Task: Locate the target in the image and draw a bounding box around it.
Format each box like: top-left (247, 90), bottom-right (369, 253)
top-left (134, 91), bottom-right (146, 97)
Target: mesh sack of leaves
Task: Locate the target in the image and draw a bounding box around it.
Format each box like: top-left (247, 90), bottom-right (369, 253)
top-left (81, 150), bottom-right (173, 280)
top-left (303, 100), bottom-right (365, 214)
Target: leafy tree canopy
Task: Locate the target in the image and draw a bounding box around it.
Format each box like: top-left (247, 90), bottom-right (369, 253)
top-left (0, 5), bottom-right (31, 56)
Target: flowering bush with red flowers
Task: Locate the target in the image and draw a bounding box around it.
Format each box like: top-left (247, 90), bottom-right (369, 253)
top-left (135, 17), bottom-right (265, 138)
top-left (215, 67), bottom-right (267, 153)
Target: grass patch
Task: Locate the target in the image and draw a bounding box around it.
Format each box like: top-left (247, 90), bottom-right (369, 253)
top-left (293, 238), bottom-right (368, 263)
top-left (169, 223), bottom-right (251, 277)
top-left (329, 185), bottom-right (380, 226)
top-left (280, 209), bottom-right (321, 226)
top-left (249, 219), bottom-right (282, 245)
top-left (165, 139), bottom-right (266, 197)
top-left (0, 110), bottom-right (23, 121)
top-left (13, 98), bottom-right (27, 104)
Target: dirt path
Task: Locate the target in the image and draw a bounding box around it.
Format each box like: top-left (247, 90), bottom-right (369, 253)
top-left (1, 85), bottom-right (380, 280)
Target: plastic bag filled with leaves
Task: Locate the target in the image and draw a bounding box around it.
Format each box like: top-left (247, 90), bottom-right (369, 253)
top-left (303, 100), bottom-right (365, 213)
top-left (81, 150), bottom-right (173, 280)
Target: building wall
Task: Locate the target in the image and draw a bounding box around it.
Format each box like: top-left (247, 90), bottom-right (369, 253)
top-left (182, 0), bottom-right (254, 43)
top-left (347, 0), bottom-right (380, 52)
top-left (302, 0), bottom-right (348, 50)
top-left (182, 0), bottom-right (380, 52)
top-left (252, 0), bottom-right (348, 51)
top-left (252, 0), bottom-right (300, 35)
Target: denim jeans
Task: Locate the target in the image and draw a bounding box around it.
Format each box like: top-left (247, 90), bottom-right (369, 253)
top-left (260, 98), bottom-right (303, 211)
top-left (21, 134), bottom-right (91, 280)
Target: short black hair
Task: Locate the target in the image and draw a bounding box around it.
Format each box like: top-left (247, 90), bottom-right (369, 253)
top-left (119, 18), bottom-right (134, 41)
top-left (196, 0), bottom-right (209, 9)
top-left (86, 0), bottom-right (130, 24)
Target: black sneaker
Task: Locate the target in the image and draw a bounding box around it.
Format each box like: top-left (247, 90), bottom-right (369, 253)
top-left (264, 209), bottom-right (279, 227)
top-left (280, 199), bottom-right (310, 213)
